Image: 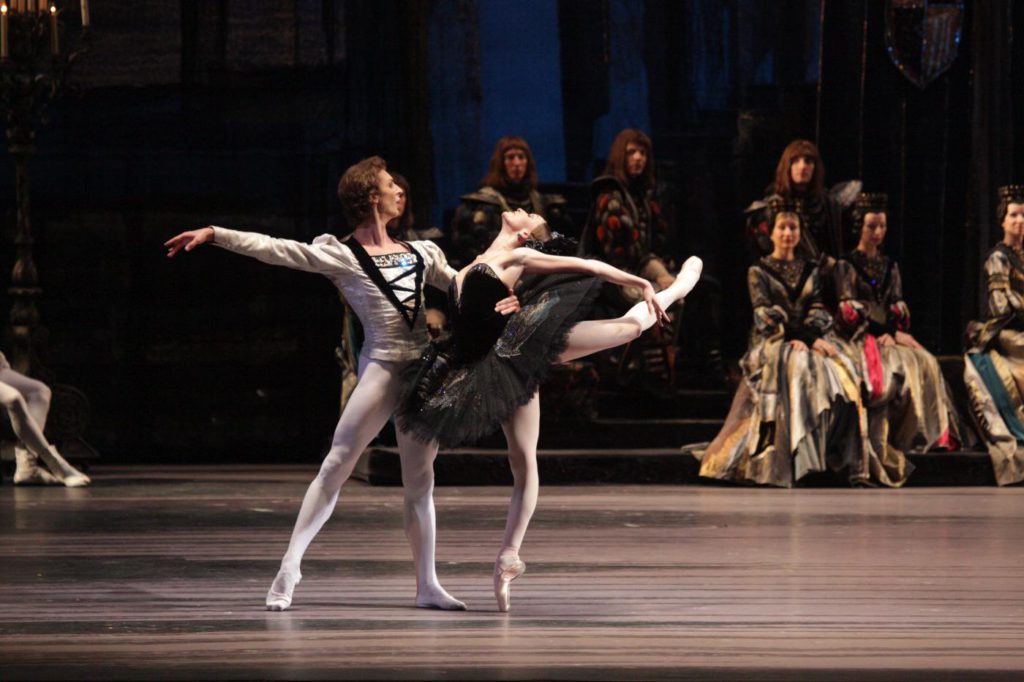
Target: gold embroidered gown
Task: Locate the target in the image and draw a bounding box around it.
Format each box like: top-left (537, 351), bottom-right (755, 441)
top-left (695, 257), bottom-right (864, 487)
top-left (833, 251), bottom-right (961, 485)
top-left (963, 243), bottom-right (1024, 485)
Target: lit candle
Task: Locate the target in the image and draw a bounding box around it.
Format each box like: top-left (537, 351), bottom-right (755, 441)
top-left (49, 4), bottom-right (57, 55)
top-left (1, 5), bottom-right (8, 60)
top-left (80, 0), bottom-right (87, 27)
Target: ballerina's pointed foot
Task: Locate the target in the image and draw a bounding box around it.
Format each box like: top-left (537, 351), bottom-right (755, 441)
top-left (494, 554), bottom-right (526, 613)
top-left (676, 256), bottom-right (703, 299)
top-left (266, 568), bottom-right (301, 611)
top-left (415, 584), bottom-right (467, 611)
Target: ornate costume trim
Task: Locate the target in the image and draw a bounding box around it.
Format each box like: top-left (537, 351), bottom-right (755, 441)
top-left (759, 258), bottom-right (814, 304)
top-left (968, 351), bottom-right (1024, 441)
top-left (842, 251), bottom-right (893, 304)
top-left (344, 238), bottom-right (424, 330)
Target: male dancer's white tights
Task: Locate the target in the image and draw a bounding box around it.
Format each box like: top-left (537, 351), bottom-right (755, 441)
top-left (496, 257), bottom-right (703, 559)
top-left (272, 357), bottom-right (463, 609)
top-left (0, 368), bottom-right (87, 483)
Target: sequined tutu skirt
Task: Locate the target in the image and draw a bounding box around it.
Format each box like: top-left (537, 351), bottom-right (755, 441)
top-left (397, 272), bottom-right (602, 447)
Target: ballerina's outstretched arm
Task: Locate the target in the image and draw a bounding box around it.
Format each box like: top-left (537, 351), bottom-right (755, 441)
top-left (510, 248), bottom-right (670, 324)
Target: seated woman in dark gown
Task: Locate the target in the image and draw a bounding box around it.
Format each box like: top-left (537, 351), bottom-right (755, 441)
top-left (832, 193), bottom-right (962, 482)
top-left (398, 208), bottom-right (703, 610)
top-left (694, 198), bottom-right (881, 487)
top-left (964, 184), bottom-right (1024, 486)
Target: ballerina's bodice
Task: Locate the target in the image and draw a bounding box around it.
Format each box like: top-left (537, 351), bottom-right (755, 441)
top-left (450, 263), bottom-right (512, 364)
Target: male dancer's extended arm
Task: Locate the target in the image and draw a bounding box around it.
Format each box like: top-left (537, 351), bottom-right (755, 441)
top-left (165, 225), bottom-right (347, 275)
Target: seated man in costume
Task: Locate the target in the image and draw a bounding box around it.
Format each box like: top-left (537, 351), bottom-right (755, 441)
top-left (580, 128), bottom-right (723, 386)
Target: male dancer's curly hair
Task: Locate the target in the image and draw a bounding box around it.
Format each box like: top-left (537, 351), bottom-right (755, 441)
top-left (338, 156), bottom-right (387, 226)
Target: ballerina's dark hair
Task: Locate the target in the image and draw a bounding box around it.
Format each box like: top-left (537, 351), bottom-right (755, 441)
top-left (521, 232), bottom-right (579, 256)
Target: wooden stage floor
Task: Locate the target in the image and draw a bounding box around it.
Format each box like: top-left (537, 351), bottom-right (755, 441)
top-left (2, 465), bottom-right (1023, 680)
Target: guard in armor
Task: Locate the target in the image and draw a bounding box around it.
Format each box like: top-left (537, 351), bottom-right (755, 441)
top-left (451, 136), bottom-right (571, 267)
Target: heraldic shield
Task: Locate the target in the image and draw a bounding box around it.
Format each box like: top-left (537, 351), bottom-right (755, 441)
top-left (885, 0), bottom-right (964, 89)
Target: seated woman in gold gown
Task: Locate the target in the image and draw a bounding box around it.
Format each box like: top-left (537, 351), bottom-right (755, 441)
top-left (963, 184), bottom-right (1024, 486)
top-left (832, 193), bottom-right (962, 483)
top-left (694, 198), bottom-right (873, 487)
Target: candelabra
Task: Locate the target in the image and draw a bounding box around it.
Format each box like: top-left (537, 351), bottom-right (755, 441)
top-left (0, 0), bottom-right (88, 375)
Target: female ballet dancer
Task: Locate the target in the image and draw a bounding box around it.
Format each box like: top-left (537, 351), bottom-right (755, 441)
top-left (398, 208), bottom-right (703, 610)
top-left (164, 156), bottom-right (519, 611)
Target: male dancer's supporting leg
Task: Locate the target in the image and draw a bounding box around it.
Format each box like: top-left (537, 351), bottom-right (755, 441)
top-left (267, 358), bottom-right (464, 611)
top-left (396, 427), bottom-right (466, 609)
top-left (493, 391), bottom-right (540, 612)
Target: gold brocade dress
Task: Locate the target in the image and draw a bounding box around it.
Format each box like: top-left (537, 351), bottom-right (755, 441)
top-left (963, 243), bottom-right (1024, 485)
top-left (695, 257), bottom-right (865, 487)
top-left (833, 251), bottom-right (962, 485)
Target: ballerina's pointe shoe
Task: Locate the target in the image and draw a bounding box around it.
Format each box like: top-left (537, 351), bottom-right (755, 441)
top-left (13, 447), bottom-right (61, 486)
top-left (493, 554), bottom-right (526, 613)
top-left (676, 256), bottom-right (703, 299)
top-left (415, 585), bottom-right (467, 611)
top-left (266, 568), bottom-right (301, 611)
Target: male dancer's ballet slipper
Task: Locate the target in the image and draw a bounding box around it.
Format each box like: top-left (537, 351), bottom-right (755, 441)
top-left (415, 586), bottom-right (467, 611)
top-left (493, 554), bottom-right (526, 613)
top-left (266, 568), bottom-right (301, 611)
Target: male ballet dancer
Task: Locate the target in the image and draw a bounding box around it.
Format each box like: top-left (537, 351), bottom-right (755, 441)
top-left (165, 156), bottom-right (518, 610)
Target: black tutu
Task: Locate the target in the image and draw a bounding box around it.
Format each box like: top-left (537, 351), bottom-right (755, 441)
top-left (397, 264), bottom-right (602, 447)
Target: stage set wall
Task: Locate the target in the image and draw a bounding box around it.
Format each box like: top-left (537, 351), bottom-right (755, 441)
top-left (0, 0), bottom-right (1021, 463)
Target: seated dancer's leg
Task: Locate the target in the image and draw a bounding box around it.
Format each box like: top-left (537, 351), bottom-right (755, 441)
top-left (267, 359), bottom-right (404, 611)
top-left (494, 392), bottom-right (539, 612)
top-left (395, 426), bottom-right (466, 610)
top-left (0, 369), bottom-right (60, 485)
top-left (0, 378), bottom-right (89, 487)
top-left (559, 256), bottom-right (703, 363)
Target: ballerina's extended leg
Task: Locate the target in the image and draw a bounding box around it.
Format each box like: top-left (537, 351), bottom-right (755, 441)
top-left (558, 256), bottom-right (703, 362)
